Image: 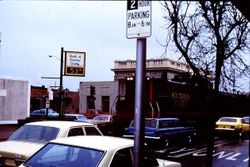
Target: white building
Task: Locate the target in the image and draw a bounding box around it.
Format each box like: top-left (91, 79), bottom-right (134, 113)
top-left (79, 81), bottom-right (118, 115)
top-left (0, 76), bottom-right (30, 123)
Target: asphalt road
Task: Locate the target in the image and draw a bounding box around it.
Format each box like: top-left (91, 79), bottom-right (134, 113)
top-left (157, 138), bottom-right (249, 167)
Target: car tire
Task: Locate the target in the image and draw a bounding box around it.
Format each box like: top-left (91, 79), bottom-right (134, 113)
top-left (236, 129), bottom-right (243, 140)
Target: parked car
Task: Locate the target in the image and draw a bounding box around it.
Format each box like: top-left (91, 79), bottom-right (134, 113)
top-left (0, 121), bottom-right (103, 167)
top-left (90, 115), bottom-right (114, 135)
top-left (30, 108), bottom-right (59, 118)
top-left (91, 114), bottom-right (113, 123)
top-left (215, 116), bottom-right (250, 138)
top-left (124, 118), bottom-right (196, 151)
top-left (64, 113), bottom-right (91, 122)
top-left (20, 136), bottom-right (181, 167)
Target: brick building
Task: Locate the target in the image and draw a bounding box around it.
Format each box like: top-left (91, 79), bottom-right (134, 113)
top-left (30, 86), bottom-right (79, 114)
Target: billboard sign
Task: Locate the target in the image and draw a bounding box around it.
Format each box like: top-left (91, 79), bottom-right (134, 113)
top-left (64, 51), bottom-right (86, 77)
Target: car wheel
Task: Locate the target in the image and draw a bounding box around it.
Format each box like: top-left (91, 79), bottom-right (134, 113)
top-left (238, 131), bottom-right (243, 138)
top-left (236, 130), bottom-right (243, 140)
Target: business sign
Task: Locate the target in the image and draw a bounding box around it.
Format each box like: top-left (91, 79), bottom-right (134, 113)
top-left (64, 51), bottom-right (86, 77)
top-left (126, 0), bottom-right (152, 39)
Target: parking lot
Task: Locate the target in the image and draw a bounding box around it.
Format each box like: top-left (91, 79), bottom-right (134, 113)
top-left (1, 121), bottom-right (249, 167)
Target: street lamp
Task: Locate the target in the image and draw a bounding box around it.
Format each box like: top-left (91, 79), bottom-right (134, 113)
top-left (48, 55), bottom-right (60, 61)
top-left (48, 47), bottom-right (64, 118)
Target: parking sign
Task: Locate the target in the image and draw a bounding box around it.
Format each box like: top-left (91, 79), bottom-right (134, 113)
top-left (126, 0), bottom-right (152, 39)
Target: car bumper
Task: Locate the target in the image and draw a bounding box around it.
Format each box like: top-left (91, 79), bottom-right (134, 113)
top-left (215, 128), bottom-right (240, 137)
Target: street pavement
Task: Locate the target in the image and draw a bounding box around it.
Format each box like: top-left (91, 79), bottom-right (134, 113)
top-left (157, 138), bottom-right (249, 167)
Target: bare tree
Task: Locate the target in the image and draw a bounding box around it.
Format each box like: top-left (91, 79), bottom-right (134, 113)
top-left (161, 1), bottom-right (249, 167)
top-left (161, 1), bottom-right (249, 93)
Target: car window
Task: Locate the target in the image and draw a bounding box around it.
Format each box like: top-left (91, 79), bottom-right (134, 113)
top-left (85, 127), bottom-right (102, 135)
top-left (110, 147), bottom-right (158, 167)
top-left (9, 125), bottom-right (59, 142)
top-left (131, 119), bottom-right (158, 128)
top-left (145, 119), bottom-right (157, 128)
top-left (94, 116), bottom-right (107, 121)
top-left (243, 117), bottom-right (250, 124)
top-left (68, 127), bottom-right (84, 136)
top-left (220, 118), bottom-right (237, 122)
top-left (24, 143), bottom-right (104, 167)
top-left (110, 148), bottom-right (133, 167)
top-left (158, 120), bottom-right (180, 128)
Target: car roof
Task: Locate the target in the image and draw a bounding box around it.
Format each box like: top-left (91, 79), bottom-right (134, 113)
top-left (25, 121), bottom-right (94, 128)
top-left (219, 117), bottom-right (242, 120)
top-left (50, 136), bottom-right (134, 151)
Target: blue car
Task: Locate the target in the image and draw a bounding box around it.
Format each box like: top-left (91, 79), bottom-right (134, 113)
top-left (124, 117), bottom-right (196, 150)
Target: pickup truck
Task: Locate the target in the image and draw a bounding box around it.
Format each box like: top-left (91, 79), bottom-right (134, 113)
top-left (124, 117), bottom-right (196, 150)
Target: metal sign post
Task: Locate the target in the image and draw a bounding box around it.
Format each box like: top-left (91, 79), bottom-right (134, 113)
top-left (127, 1), bottom-right (152, 167)
top-left (59, 47), bottom-right (64, 118)
top-left (134, 38), bottom-right (146, 167)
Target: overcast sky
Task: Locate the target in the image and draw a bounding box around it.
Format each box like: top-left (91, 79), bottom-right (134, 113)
top-left (0, 1), bottom-right (177, 91)
top-left (1, 1), bottom-right (248, 92)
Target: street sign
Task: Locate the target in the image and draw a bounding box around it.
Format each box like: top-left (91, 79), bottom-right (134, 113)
top-left (126, 0), bottom-right (152, 39)
top-left (45, 98), bottom-right (50, 108)
top-left (64, 51), bottom-right (86, 76)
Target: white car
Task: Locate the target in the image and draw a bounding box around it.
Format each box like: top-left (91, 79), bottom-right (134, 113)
top-left (0, 121), bottom-right (103, 167)
top-left (20, 136), bottom-right (181, 167)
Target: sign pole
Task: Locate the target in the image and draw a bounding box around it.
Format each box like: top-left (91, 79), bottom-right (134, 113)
top-left (126, 1), bottom-right (151, 166)
top-left (59, 47), bottom-right (64, 118)
top-left (133, 38), bottom-right (146, 167)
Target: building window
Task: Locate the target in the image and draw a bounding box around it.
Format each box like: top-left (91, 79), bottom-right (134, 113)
top-left (102, 96), bottom-right (110, 113)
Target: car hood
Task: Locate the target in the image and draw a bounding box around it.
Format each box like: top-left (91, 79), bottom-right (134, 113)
top-left (0, 140), bottom-right (45, 159)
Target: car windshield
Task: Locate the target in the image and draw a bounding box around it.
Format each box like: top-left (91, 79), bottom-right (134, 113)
top-left (24, 143), bottom-right (104, 167)
top-left (8, 125), bottom-right (59, 143)
top-left (93, 116), bottom-right (109, 122)
top-left (77, 115), bottom-right (87, 120)
top-left (220, 118), bottom-right (237, 122)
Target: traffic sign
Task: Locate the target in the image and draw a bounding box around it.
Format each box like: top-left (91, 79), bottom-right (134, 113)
top-left (126, 0), bottom-right (152, 39)
top-left (64, 51), bottom-right (86, 76)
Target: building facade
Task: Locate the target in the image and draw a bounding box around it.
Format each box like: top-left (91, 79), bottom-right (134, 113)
top-left (30, 86), bottom-right (79, 114)
top-left (79, 58), bottom-right (191, 116)
top-left (79, 81), bottom-right (118, 115)
top-left (0, 76), bottom-right (30, 122)
top-left (112, 58), bottom-right (192, 103)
